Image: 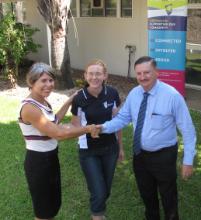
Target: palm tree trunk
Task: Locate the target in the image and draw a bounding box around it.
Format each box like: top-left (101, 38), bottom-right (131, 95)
top-left (37, 0), bottom-right (74, 89)
top-left (51, 30), bottom-right (74, 89)
top-left (61, 36), bottom-right (74, 88)
top-left (15, 2), bottom-right (23, 23)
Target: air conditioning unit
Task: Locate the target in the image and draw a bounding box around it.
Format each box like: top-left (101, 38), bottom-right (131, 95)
top-left (91, 0), bottom-right (103, 8)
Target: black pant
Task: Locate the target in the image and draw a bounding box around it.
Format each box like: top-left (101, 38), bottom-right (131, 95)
top-left (24, 148), bottom-right (61, 219)
top-left (133, 144), bottom-right (179, 220)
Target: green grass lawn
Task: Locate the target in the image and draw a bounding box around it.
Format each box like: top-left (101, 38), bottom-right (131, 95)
top-left (0, 95), bottom-right (201, 220)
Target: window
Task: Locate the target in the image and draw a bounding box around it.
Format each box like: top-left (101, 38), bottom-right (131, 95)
top-left (80, 0), bottom-right (130, 17)
top-left (186, 2), bottom-right (201, 86)
top-left (92, 0), bottom-right (104, 16)
top-left (70, 1), bottom-right (77, 17)
top-left (1, 2), bottom-right (26, 23)
top-left (92, 0), bottom-right (103, 7)
top-left (188, 0), bottom-right (201, 3)
top-left (121, 0), bottom-right (132, 17)
top-left (80, 0), bottom-right (91, 17)
top-left (91, 0), bottom-right (104, 16)
top-left (105, 0), bottom-right (116, 17)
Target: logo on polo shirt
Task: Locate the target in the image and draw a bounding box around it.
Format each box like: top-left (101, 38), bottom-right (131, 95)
top-left (103, 101), bottom-right (114, 108)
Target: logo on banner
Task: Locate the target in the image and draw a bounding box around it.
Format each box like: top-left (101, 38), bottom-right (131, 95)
top-left (165, 4), bottom-right (173, 15)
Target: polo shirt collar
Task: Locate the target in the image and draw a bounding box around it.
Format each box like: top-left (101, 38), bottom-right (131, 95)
top-left (83, 85), bottom-right (107, 99)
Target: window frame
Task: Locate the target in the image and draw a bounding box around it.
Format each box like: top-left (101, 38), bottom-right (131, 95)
top-left (70, 0), bottom-right (77, 17)
top-left (79, 0), bottom-right (133, 18)
top-left (91, 0), bottom-right (104, 8)
top-left (121, 0), bottom-right (132, 18)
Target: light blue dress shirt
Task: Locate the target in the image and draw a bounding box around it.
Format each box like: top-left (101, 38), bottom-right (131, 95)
top-left (102, 80), bottom-right (196, 165)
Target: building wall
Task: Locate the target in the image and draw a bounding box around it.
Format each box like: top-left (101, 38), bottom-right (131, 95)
top-left (24, 0), bottom-right (148, 77)
top-left (25, 0), bottom-right (51, 64)
top-left (68, 0), bottom-right (148, 77)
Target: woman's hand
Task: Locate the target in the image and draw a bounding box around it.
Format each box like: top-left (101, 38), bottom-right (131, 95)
top-left (118, 146), bottom-right (125, 162)
top-left (67, 90), bottom-right (79, 103)
top-left (87, 124), bottom-right (101, 138)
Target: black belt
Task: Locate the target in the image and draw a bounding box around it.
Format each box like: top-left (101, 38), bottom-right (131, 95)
top-left (141, 143), bottom-right (177, 154)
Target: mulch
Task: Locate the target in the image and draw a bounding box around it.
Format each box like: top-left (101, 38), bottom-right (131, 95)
top-left (0, 69), bottom-right (137, 102)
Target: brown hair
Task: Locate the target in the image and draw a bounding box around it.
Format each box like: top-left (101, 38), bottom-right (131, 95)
top-left (134, 56), bottom-right (157, 68)
top-left (85, 59), bottom-right (107, 75)
top-left (26, 62), bottom-right (55, 88)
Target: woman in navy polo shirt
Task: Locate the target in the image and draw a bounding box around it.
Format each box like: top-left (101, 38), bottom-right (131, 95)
top-left (71, 59), bottom-right (124, 220)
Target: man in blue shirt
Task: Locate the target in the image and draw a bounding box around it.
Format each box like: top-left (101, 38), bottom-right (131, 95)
top-left (97, 56), bottom-right (196, 220)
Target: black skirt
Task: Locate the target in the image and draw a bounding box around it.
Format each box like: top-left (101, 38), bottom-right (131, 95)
top-left (24, 148), bottom-right (61, 219)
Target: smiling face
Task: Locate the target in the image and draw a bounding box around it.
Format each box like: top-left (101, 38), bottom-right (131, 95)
top-left (31, 72), bottom-right (55, 98)
top-left (135, 61), bottom-right (159, 92)
top-left (84, 64), bottom-right (108, 90)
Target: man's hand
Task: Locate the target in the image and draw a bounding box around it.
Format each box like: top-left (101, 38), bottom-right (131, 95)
top-left (87, 124), bottom-right (101, 138)
top-left (118, 147), bottom-right (125, 162)
top-left (89, 124), bottom-right (102, 138)
top-left (181, 165), bottom-right (193, 180)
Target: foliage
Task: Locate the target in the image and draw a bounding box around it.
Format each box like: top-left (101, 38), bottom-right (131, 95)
top-left (0, 95), bottom-right (201, 219)
top-left (0, 13), bottom-right (41, 84)
top-left (74, 78), bottom-right (86, 88)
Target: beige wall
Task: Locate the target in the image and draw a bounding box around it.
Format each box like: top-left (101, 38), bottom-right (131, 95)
top-left (24, 0), bottom-right (148, 77)
top-left (25, 1), bottom-right (50, 64)
top-left (68, 0), bottom-right (148, 77)
top-left (1, 0), bottom-right (24, 2)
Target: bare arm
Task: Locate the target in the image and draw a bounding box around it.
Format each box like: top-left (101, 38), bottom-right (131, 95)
top-left (56, 91), bottom-right (78, 122)
top-left (71, 115), bottom-right (99, 138)
top-left (117, 130), bottom-right (124, 161)
top-left (21, 104), bottom-right (95, 140)
top-left (71, 115), bottom-right (81, 127)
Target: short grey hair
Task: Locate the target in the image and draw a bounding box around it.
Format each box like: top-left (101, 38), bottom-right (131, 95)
top-left (26, 62), bottom-right (55, 88)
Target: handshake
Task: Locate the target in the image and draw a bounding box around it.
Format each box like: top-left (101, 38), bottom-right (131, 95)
top-left (87, 124), bottom-right (102, 138)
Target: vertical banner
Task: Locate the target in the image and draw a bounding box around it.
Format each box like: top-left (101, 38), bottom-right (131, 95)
top-left (148, 0), bottom-right (188, 96)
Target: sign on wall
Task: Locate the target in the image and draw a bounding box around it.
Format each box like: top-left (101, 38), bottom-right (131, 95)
top-left (148, 0), bottom-right (188, 96)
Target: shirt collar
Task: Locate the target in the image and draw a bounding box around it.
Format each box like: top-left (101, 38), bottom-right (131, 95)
top-left (139, 80), bottom-right (159, 96)
top-left (83, 85), bottom-right (107, 99)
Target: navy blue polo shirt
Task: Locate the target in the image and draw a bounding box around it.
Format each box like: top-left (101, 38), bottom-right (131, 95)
top-left (71, 85), bottom-right (121, 150)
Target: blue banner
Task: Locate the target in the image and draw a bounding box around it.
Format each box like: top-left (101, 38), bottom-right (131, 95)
top-left (148, 0), bottom-right (188, 96)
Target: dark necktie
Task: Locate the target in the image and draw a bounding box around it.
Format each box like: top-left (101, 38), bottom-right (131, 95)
top-left (133, 92), bottom-right (150, 155)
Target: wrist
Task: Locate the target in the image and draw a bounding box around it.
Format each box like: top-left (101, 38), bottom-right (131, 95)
top-left (119, 143), bottom-right (123, 147)
top-left (86, 125), bottom-right (91, 133)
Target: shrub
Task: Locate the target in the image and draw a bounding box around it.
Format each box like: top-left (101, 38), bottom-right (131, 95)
top-left (0, 13), bottom-right (41, 86)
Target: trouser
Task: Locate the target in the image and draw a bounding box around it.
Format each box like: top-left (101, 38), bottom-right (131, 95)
top-left (79, 143), bottom-right (118, 216)
top-left (133, 144), bottom-right (179, 220)
top-left (24, 148), bottom-right (61, 219)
